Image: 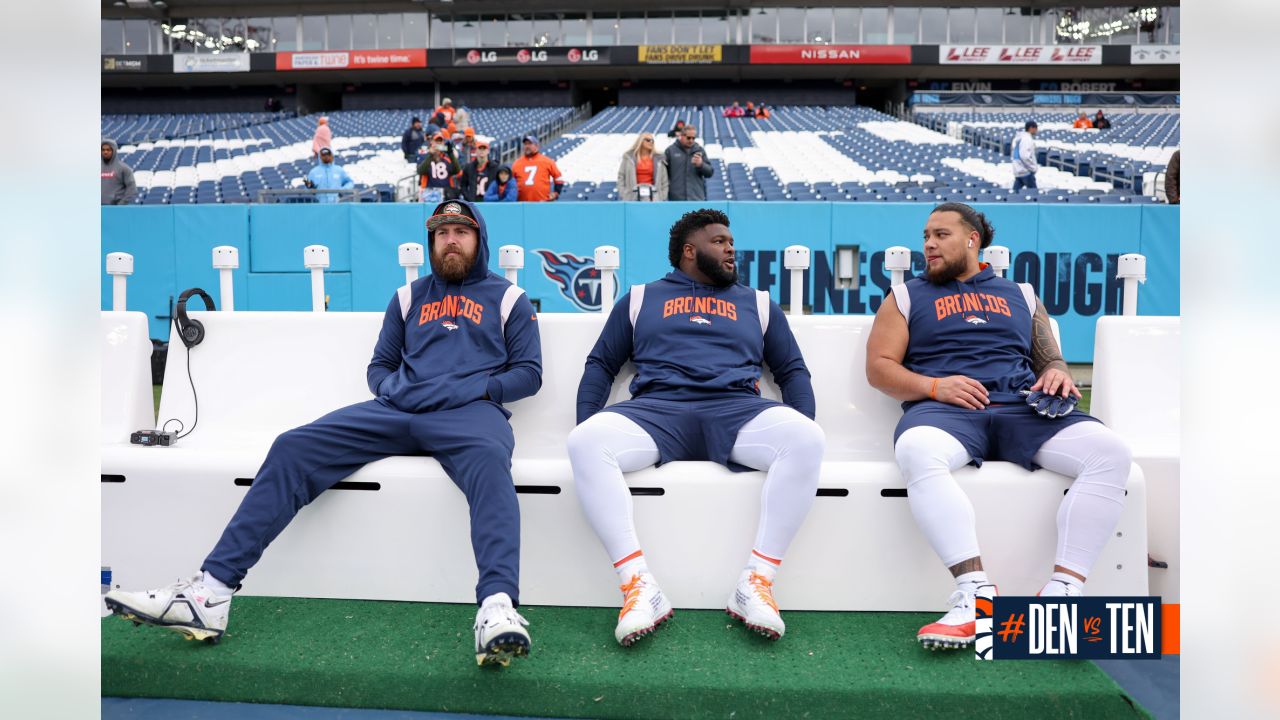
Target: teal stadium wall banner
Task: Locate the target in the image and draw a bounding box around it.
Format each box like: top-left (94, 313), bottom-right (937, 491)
top-left (101, 203), bottom-right (1179, 363)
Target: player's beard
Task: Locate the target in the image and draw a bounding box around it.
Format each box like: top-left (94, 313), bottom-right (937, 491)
top-left (695, 248), bottom-right (737, 287)
top-left (925, 253), bottom-right (968, 285)
top-left (430, 241), bottom-right (477, 283)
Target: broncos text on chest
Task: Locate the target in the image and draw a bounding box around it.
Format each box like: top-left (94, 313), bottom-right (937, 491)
top-left (934, 292), bottom-right (1011, 322)
top-left (419, 295), bottom-right (485, 326)
top-left (661, 296), bottom-right (739, 321)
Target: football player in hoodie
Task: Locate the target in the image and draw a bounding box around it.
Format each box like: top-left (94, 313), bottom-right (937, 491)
top-left (568, 208), bottom-right (824, 646)
top-left (106, 200), bottom-right (543, 667)
top-left (865, 202), bottom-right (1131, 650)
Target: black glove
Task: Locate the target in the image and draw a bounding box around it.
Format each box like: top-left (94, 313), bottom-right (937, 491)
top-left (1021, 389), bottom-right (1078, 419)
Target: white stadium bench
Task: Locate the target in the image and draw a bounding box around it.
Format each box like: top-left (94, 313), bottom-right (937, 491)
top-left (102, 310), bottom-right (1148, 610)
top-left (1090, 316), bottom-right (1180, 602)
top-left (101, 311), bottom-right (155, 445)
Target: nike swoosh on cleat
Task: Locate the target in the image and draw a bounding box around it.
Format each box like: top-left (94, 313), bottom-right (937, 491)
top-left (203, 597), bottom-right (231, 608)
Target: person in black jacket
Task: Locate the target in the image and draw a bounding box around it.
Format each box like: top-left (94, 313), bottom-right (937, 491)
top-left (402, 117), bottom-right (426, 162)
top-left (667, 120), bottom-right (686, 138)
top-left (1093, 110), bottom-right (1112, 130)
top-left (461, 141), bottom-right (500, 202)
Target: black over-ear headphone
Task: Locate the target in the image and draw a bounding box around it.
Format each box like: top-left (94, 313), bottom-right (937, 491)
top-left (174, 288), bottom-right (216, 349)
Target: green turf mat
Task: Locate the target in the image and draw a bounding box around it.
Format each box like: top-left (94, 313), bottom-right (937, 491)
top-left (103, 597), bottom-right (1148, 719)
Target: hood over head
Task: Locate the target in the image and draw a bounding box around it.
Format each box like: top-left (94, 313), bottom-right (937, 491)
top-left (426, 199), bottom-right (490, 283)
top-left (102, 138), bottom-right (120, 165)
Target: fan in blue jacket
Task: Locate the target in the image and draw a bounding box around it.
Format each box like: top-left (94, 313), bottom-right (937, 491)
top-left (103, 199), bottom-right (542, 669)
top-left (305, 147), bottom-right (353, 203)
top-left (484, 165), bottom-right (519, 202)
top-left (566, 208), bottom-right (825, 648)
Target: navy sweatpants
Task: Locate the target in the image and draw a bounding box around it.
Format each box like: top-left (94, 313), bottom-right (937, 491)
top-left (202, 398), bottom-right (520, 605)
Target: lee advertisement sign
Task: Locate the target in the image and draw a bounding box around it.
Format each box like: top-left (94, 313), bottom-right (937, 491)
top-left (174, 53), bottom-right (251, 73)
top-left (749, 45), bottom-right (911, 64)
top-left (941, 45), bottom-right (1102, 65)
top-left (275, 49), bottom-right (427, 70)
top-left (639, 45), bottom-right (723, 64)
top-left (454, 47), bottom-right (610, 66)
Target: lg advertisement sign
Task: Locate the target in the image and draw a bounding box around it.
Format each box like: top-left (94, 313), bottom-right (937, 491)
top-left (454, 47), bottom-right (609, 67)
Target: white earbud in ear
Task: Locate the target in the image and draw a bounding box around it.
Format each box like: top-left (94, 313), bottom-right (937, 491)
top-left (968, 239), bottom-right (974, 248)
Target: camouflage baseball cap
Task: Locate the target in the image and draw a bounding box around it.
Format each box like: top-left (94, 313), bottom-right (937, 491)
top-left (426, 201), bottom-right (479, 232)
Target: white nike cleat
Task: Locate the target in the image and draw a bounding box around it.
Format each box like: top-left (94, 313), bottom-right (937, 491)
top-left (104, 574), bottom-right (232, 644)
top-left (474, 593), bottom-right (531, 667)
top-left (918, 583), bottom-right (997, 651)
top-left (615, 573), bottom-right (674, 647)
top-left (1038, 579), bottom-right (1084, 597)
top-left (726, 571), bottom-right (785, 640)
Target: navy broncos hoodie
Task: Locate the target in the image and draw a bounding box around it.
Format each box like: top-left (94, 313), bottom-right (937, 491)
top-left (367, 199), bottom-right (542, 413)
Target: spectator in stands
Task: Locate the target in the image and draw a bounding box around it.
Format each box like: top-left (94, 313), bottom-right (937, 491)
top-left (305, 148), bottom-right (353, 203)
top-left (453, 104), bottom-right (472, 132)
top-left (756, 103), bottom-right (771, 119)
top-left (436, 97), bottom-right (457, 126)
top-left (665, 125), bottom-right (714, 201)
top-left (723, 102), bottom-right (746, 118)
top-left (462, 141), bottom-right (499, 202)
top-left (1072, 112), bottom-right (1093, 129)
top-left (667, 119), bottom-right (686, 138)
top-left (100, 139), bottom-right (137, 206)
top-left (617, 133), bottom-right (668, 202)
top-left (264, 96), bottom-right (283, 113)
top-left (512, 135), bottom-right (564, 202)
top-left (485, 165), bottom-right (519, 202)
top-left (456, 128), bottom-right (479, 167)
top-left (311, 116), bottom-right (332, 160)
top-left (745, 102), bottom-right (757, 118)
top-left (1093, 110), bottom-right (1112, 130)
top-left (418, 133), bottom-right (462, 201)
top-left (1165, 149), bottom-right (1179, 204)
top-left (402, 117), bottom-right (426, 163)
top-left (105, 198), bottom-right (543, 668)
top-left (1011, 121), bottom-right (1039, 193)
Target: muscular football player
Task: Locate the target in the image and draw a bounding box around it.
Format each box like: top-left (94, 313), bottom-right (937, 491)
top-left (568, 208), bottom-right (825, 646)
top-left (105, 200), bottom-right (543, 667)
top-left (866, 202), bottom-right (1132, 650)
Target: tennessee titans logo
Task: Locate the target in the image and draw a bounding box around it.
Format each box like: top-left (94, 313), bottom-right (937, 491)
top-left (690, 315), bottom-right (711, 326)
top-left (535, 249), bottom-right (617, 311)
top-left (964, 315), bottom-right (988, 325)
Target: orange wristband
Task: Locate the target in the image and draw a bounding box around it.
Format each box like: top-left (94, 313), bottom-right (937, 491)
top-left (929, 378), bottom-right (938, 400)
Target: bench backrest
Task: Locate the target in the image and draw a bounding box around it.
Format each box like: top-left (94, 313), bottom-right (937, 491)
top-left (1090, 316), bottom-right (1179, 455)
top-left (160, 310), bottom-right (1059, 459)
top-left (102, 311), bottom-right (155, 444)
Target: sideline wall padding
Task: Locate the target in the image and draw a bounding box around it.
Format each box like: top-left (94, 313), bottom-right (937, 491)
top-left (102, 203), bottom-right (1181, 363)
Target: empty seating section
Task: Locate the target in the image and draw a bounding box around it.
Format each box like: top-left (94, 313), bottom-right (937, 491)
top-left (915, 110), bottom-right (1179, 194)
top-left (541, 105), bottom-right (1168, 203)
top-left (108, 107), bottom-right (576, 205)
top-left (102, 111), bottom-right (292, 146)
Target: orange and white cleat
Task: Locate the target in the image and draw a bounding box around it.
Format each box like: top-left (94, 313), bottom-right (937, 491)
top-left (614, 573), bottom-right (674, 647)
top-left (918, 584), bottom-right (996, 650)
top-left (726, 571), bottom-right (785, 640)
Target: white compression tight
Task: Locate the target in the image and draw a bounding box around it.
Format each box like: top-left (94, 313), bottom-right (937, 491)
top-left (567, 406), bottom-right (825, 564)
top-left (894, 421), bottom-right (1131, 577)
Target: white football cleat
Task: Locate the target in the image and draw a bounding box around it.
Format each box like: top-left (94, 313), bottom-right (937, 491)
top-left (474, 593), bottom-right (530, 667)
top-left (918, 583), bottom-right (997, 650)
top-left (104, 574), bottom-right (232, 644)
top-left (615, 573), bottom-right (674, 647)
top-left (1037, 579), bottom-right (1084, 597)
top-left (726, 571), bottom-right (785, 640)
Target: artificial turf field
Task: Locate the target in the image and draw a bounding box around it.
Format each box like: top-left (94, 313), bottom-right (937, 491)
top-left (103, 596), bottom-right (1147, 719)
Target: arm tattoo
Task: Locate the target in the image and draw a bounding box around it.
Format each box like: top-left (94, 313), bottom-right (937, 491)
top-left (1030, 298), bottom-right (1068, 375)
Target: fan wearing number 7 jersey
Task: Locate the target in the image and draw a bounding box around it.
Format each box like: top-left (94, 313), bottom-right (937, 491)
top-left (511, 135), bottom-right (564, 202)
